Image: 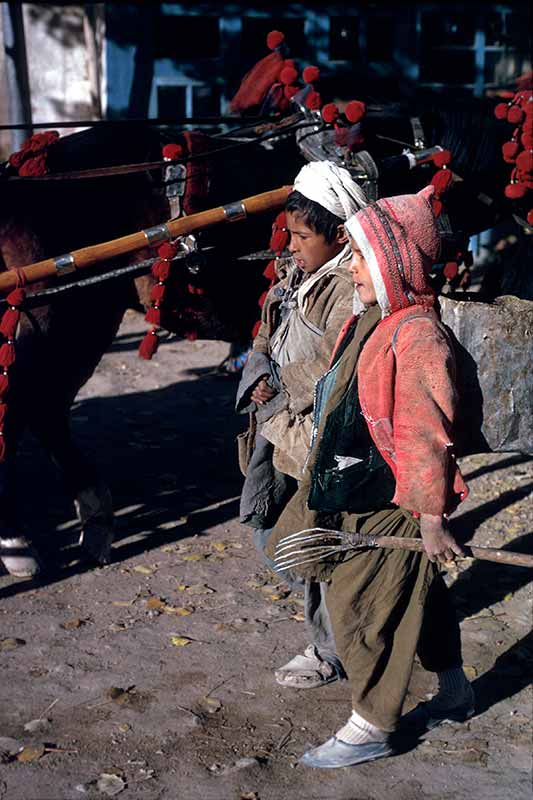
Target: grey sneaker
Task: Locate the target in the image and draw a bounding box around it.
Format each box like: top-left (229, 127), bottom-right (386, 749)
top-left (300, 736), bottom-right (394, 768)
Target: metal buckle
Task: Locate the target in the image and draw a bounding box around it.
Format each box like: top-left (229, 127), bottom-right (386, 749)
top-left (143, 223), bottom-right (170, 245)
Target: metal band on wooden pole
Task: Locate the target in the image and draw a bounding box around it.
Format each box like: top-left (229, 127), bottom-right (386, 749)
top-left (0, 185), bottom-right (292, 295)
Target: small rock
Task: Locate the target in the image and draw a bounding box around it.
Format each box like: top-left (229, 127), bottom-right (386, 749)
top-left (24, 718), bottom-right (52, 734)
top-left (97, 773), bottom-right (126, 796)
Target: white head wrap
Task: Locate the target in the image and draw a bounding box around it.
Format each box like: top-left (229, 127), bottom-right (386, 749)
top-left (293, 160), bottom-right (368, 221)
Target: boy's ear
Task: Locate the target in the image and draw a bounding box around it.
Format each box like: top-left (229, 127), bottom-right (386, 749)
top-left (336, 224), bottom-right (349, 245)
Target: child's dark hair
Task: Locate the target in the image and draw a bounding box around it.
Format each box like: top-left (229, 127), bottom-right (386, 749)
top-left (286, 191), bottom-right (343, 244)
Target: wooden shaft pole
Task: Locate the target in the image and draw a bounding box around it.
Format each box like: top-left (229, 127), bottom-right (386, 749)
top-left (373, 536), bottom-right (533, 568)
top-left (0, 185), bottom-right (292, 294)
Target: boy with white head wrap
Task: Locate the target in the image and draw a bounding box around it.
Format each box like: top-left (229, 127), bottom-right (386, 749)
top-left (236, 160), bottom-right (367, 689)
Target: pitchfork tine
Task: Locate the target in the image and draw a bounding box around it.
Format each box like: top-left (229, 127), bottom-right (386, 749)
top-left (274, 534), bottom-right (342, 554)
top-left (275, 527), bottom-right (337, 543)
top-left (275, 549), bottom-right (348, 572)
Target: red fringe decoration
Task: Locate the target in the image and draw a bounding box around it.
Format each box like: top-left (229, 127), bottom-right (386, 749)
top-left (6, 289), bottom-right (25, 307)
top-left (152, 259), bottom-right (171, 281)
top-left (0, 343), bottom-right (16, 368)
top-left (431, 169), bottom-right (453, 194)
top-left (0, 403), bottom-right (7, 425)
top-left (303, 65), bottom-right (320, 84)
top-left (139, 329), bottom-right (159, 360)
top-left (230, 50), bottom-right (284, 114)
top-left (150, 284), bottom-right (166, 303)
top-left (251, 320), bottom-right (261, 339)
top-left (158, 242), bottom-right (179, 259)
top-left (0, 373), bottom-right (9, 400)
top-left (0, 309), bottom-right (20, 339)
top-left (145, 307), bottom-right (162, 326)
top-left (263, 260), bottom-right (277, 281)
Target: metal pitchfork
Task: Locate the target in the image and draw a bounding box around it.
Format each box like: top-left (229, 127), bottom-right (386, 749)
top-left (274, 528), bottom-right (533, 572)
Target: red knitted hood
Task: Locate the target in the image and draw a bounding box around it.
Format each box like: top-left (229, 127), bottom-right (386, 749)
top-left (345, 186), bottom-right (440, 316)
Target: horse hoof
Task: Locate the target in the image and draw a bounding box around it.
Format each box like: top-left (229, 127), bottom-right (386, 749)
top-left (75, 485), bottom-right (114, 565)
top-left (78, 527), bottom-right (113, 565)
top-left (0, 536), bottom-right (40, 578)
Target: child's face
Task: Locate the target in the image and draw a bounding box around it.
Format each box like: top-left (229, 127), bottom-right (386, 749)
top-left (348, 241), bottom-right (377, 305)
top-left (286, 211), bottom-right (345, 274)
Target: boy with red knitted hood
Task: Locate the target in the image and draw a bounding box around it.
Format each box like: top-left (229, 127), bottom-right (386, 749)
top-left (266, 185), bottom-right (474, 768)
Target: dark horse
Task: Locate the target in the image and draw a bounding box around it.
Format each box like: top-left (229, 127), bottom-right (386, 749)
top-left (0, 122), bottom-right (305, 576)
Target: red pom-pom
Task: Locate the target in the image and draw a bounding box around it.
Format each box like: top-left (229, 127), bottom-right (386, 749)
top-left (345, 100), bottom-right (366, 124)
top-left (284, 84), bottom-right (300, 100)
top-left (157, 241), bottom-right (178, 259)
top-left (145, 307), bottom-right (162, 326)
top-left (8, 150), bottom-right (26, 170)
top-left (0, 343), bottom-right (16, 368)
top-left (150, 284), bottom-right (166, 303)
top-left (267, 30), bottom-right (285, 51)
top-left (443, 262), bottom-right (459, 280)
top-left (280, 66), bottom-right (298, 86)
top-left (527, 209), bottom-right (533, 225)
top-left (138, 329), bottom-right (159, 360)
top-left (18, 154), bottom-right (47, 177)
top-left (27, 131), bottom-right (58, 153)
top-left (431, 169), bottom-right (453, 195)
top-left (521, 133), bottom-right (533, 149)
top-left (283, 59), bottom-right (296, 70)
top-left (516, 150), bottom-right (533, 173)
top-left (305, 90), bottom-right (322, 111)
top-left (302, 66), bottom-right (320, 84)
top-left (6, 288), bottom-right (25, 307)
top-left (507, 105), bottom-right (525, 125)
top-left (0, 309), bottom-right (20, 339)
top-left (504, 182), bottom-right (528, 199)
top-left (502, 141), bottom-right (520, 162)
top-left (151, 259), bottom-right (171, 281)
top-left (322, 103), bottom-right (339, 124)
top-left (162, 143), bottom-right (183, 160)
top-left (251, 320), bottom-right (261, 339)
top-left (433, 149), bottom-right (452, 168)
top-left (494, 102), bottom-right (509, 120)
top-left (0, 373), bottom-right (8, 399)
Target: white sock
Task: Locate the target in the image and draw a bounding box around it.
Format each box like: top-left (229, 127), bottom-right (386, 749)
top-left (336, 709), bottom-right (388, 745)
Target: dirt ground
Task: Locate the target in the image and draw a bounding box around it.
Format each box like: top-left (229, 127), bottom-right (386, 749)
top-left (0, 310), bottom-right (531, 800)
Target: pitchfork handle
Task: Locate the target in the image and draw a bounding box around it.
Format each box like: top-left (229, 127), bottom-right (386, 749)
top-left (374, 536), bottom-right (533, 568)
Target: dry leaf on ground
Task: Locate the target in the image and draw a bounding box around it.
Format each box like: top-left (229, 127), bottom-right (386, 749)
top-left (17, 744), bottom-right (46, 762)
top-left (170, 635), bottom-right (192, 647)
top-left (0, 638), bottom-right (25, 650)
top-left (132, 565), bottom-right (156, 576)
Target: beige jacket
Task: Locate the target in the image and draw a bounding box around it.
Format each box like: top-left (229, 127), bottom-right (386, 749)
top-left (254, 262), bottom-right (354, 479)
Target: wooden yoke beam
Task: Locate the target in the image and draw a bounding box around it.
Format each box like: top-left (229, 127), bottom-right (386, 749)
top-left (0, 185), bottom-right (292, 294)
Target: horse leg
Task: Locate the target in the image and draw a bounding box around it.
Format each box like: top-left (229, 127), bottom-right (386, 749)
top-left (0, 413), bottom-right (41, 577)
top-left (29, 412), bottom-right (114, 565)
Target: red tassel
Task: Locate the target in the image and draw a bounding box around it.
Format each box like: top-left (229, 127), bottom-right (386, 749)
top-left (258, 290), bottom-right (268, 309)
top-left (507, 105), bottom-right (525, 125)
top-left (280, 66), bottom-right (298, 85)
top-left (345, 100), bottom-right (366, 124)
top-left (502, 141), bottom-right (520, 163)
top-left (303, 65), bottom-right (320, 84)
top-left (150, 284), bottom-right (166, 303)
top-left (267, 30), bottom-right (284, 50)
top-left (444, 262), bottom-right (459, 280)
top-left (0, 437), bottom-right (5, 462)
top-left (505, 182), bottom-right (527, 199)
top-left (494, 102), bottom-right (509, 120)
top-left (162, 143), bottom-right (183, 161)
top-left (516, 150), bottom-right (533, 173)
top-left (145, 307), bottom-right (162, 326)
top-left (433, 150), bottom-right (452, 168)
top-left (322, 103), bottom-right (339, 124)
top-left (270, 228), bottom-right (289, 252)
top-left (0, 343), bottom-right (16, 368)
top-left (305, 90), bottom-right (321, 111)
top-left (6, 288), bottom-right (25, 307)
top-left (251, 320), bottom-right (261, 339)
top-left (527, 209), bottom-right (533, 225)
top-left (431, 169), bottom-right (453, 195)
top-left (157, 242), bottom-right (179, 259)
top-left (263, 260), bottom-right (277, 281)
top-left (431, 198), bottom-right (443, 217)
top-left (152, 260), bottom-right (171, 281)
top-left (0, 403), bottom-right (6, 424)
top-left (0, 308), bottom-right (20, 339)
top-left (139, 329), bottom-right (159, 360)
top-left (0, 373), bottom-right (8, 399)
